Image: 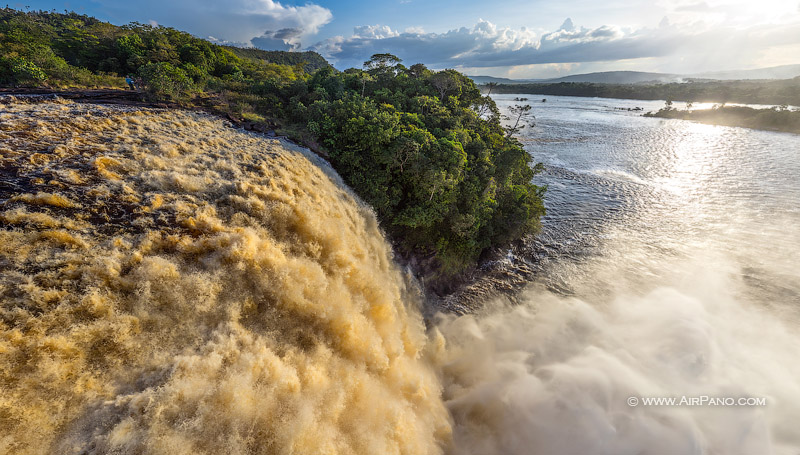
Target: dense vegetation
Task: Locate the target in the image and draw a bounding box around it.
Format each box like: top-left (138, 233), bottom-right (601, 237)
top-left (489, 78), bottom-right (800, 106)
top-left (645, 104), bottom-right (800, 134)
top-left (0, 8), bottom-right (310, 108)
top-left (0, 8), bottom-right (545, 284)
top-left (224, 47), bottom-right (331, 73)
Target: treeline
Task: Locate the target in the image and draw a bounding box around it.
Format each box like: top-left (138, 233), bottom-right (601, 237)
top-left (224, 47), bottom-right (330, 73)
top-left (488, 78), bottom-right (800, 106)
top-left (0, 9), bottom-right (545, 284)
top-left (0, 8), bottom-right (311, 102)
top-left (645, 105), bottom-right (800, 134)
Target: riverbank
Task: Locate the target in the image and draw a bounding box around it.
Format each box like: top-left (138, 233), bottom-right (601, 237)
top-left (644, 105), bottom-right (800, 134)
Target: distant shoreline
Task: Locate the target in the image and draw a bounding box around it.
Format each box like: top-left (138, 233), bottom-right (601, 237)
top-left (644, 106), bottom-right (800, 135)
top-left (484, 78), bottom-right (800, 107)
top-left (485, 89), bottom-right (800, 135)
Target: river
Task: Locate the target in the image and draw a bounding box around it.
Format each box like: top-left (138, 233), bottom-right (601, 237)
top-left (436, 95), bottom-right (800, 454)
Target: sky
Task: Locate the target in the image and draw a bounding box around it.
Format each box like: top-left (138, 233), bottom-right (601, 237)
top-left (20, 0), bottom-right (800, 78)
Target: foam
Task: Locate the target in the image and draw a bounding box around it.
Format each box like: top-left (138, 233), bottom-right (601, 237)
top-left (0, 100), bottom-right (451, 455)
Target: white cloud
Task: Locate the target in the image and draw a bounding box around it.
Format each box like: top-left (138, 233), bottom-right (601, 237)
top-left (352, 25), bottom-right (400, 39)
top-left (312, 19), bottom-right (635, 69)
top-left (310, 17), bottom-right (800, 74)
top-left (541, 24), bottom-right (624, 44)
top-left (458, 62), bottom-right (582, 79)
top-left (98, 0), bottom-right (332, 49)
top-left (248, 28), bottom-right (302, 50)
top-left (559, 18), bottom-right (575, 32)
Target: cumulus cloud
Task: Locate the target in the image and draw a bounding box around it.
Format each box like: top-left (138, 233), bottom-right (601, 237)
top-left (540, 24), bottom-right (624, 44)
top-left (96, 0), bottom-right (332, 50)
top-left (312, 19), bottom-right (648, 68)
top-left (311, 17), bottom-right (800, 74)
top-left (353, 25), bottom-right (400, 39)
top-left (252, 28), bottom-right (305, 51)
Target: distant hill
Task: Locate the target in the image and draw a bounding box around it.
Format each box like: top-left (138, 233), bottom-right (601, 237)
top-left (469, 65), bottom-right (800, 86)
top-left (541, 71), bottom-right (681, 84)
top-left (469, 71), bottom-right (680, 85)
top-left (468, 76), bottom-right (531, 85)
top-left (224, 47), bottom-right (332, 73)
top-left (694, 64), bottom-right (800, 81)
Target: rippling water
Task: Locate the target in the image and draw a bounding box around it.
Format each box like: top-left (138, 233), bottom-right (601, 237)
top-left (435, 95), bottom-right (800, 454)
top-left (509, 95), bottom-right (800, 303)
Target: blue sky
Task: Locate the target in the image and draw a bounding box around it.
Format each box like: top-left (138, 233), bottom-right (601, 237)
top-left (18, 0), bottom-right (800, 77)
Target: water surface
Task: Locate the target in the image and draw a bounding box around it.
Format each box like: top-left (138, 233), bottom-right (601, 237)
top-left (437, 95), bottom-right (800, 454)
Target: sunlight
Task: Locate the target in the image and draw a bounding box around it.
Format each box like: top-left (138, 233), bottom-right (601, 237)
top-left (701, 0), bottom-right (798, 25)
top-left (657, 122), bottom-right (727, 197)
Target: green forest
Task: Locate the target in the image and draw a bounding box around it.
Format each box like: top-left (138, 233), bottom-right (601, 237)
top-left (0, 8), bottom-right (546, 286)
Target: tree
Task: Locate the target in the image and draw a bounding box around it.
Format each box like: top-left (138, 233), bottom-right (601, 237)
top-left (430, 70), bottom-right (459, 100)
top-left (137, 62), bottom-right (194, 100)
top-left (477, 82), bottom-right (498, 117)
top-left (359, 72), bottom-right (375, 97)
top-left (3, 56), bottom-right (47, 84)
top-left (408, 63), bottom-right (429, 78)
top-left (363, 53), bottom-right (402, 72)
top-left (506, 104), bottom-right (534, 137)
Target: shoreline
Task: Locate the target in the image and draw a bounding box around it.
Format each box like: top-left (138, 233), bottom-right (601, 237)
top-left (487, 90), bottom-right (800, 135)
top-left (644, 105), bottom-right (800, 135)
top-left (483, 77), bottom-right (800, 107)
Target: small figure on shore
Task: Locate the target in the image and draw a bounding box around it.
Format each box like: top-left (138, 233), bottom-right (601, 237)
top-left (125, 75), bottom-right (136, 90)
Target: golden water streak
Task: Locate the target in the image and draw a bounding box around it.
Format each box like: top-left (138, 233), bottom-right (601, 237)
top-left (0, 98), bottom-right (451, 454)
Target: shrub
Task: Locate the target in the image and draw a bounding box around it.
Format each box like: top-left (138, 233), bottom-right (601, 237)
top-left (137, 62), bottom-right (194, 100)
top-left (3, 56), bottom-right (47, 84)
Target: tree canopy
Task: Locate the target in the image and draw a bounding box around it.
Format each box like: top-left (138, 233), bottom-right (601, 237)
top-left (289, 54), bottom-right (546, 275)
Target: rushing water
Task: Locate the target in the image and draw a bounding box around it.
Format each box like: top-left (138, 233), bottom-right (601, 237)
top-left (3, 96), bottom-right (799, 455)
top-left (0, 99), bottom-right (450, 455)
top-left (435, 95), bottom-right (800, 454)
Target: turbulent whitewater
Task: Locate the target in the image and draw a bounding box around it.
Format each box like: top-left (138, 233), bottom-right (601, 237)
top-left (3, 95), bottom-right (800, 455)
top-left (0, 99), bottom-right (450, 454)
top-left (433, 95), bottom-right (800, 455)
